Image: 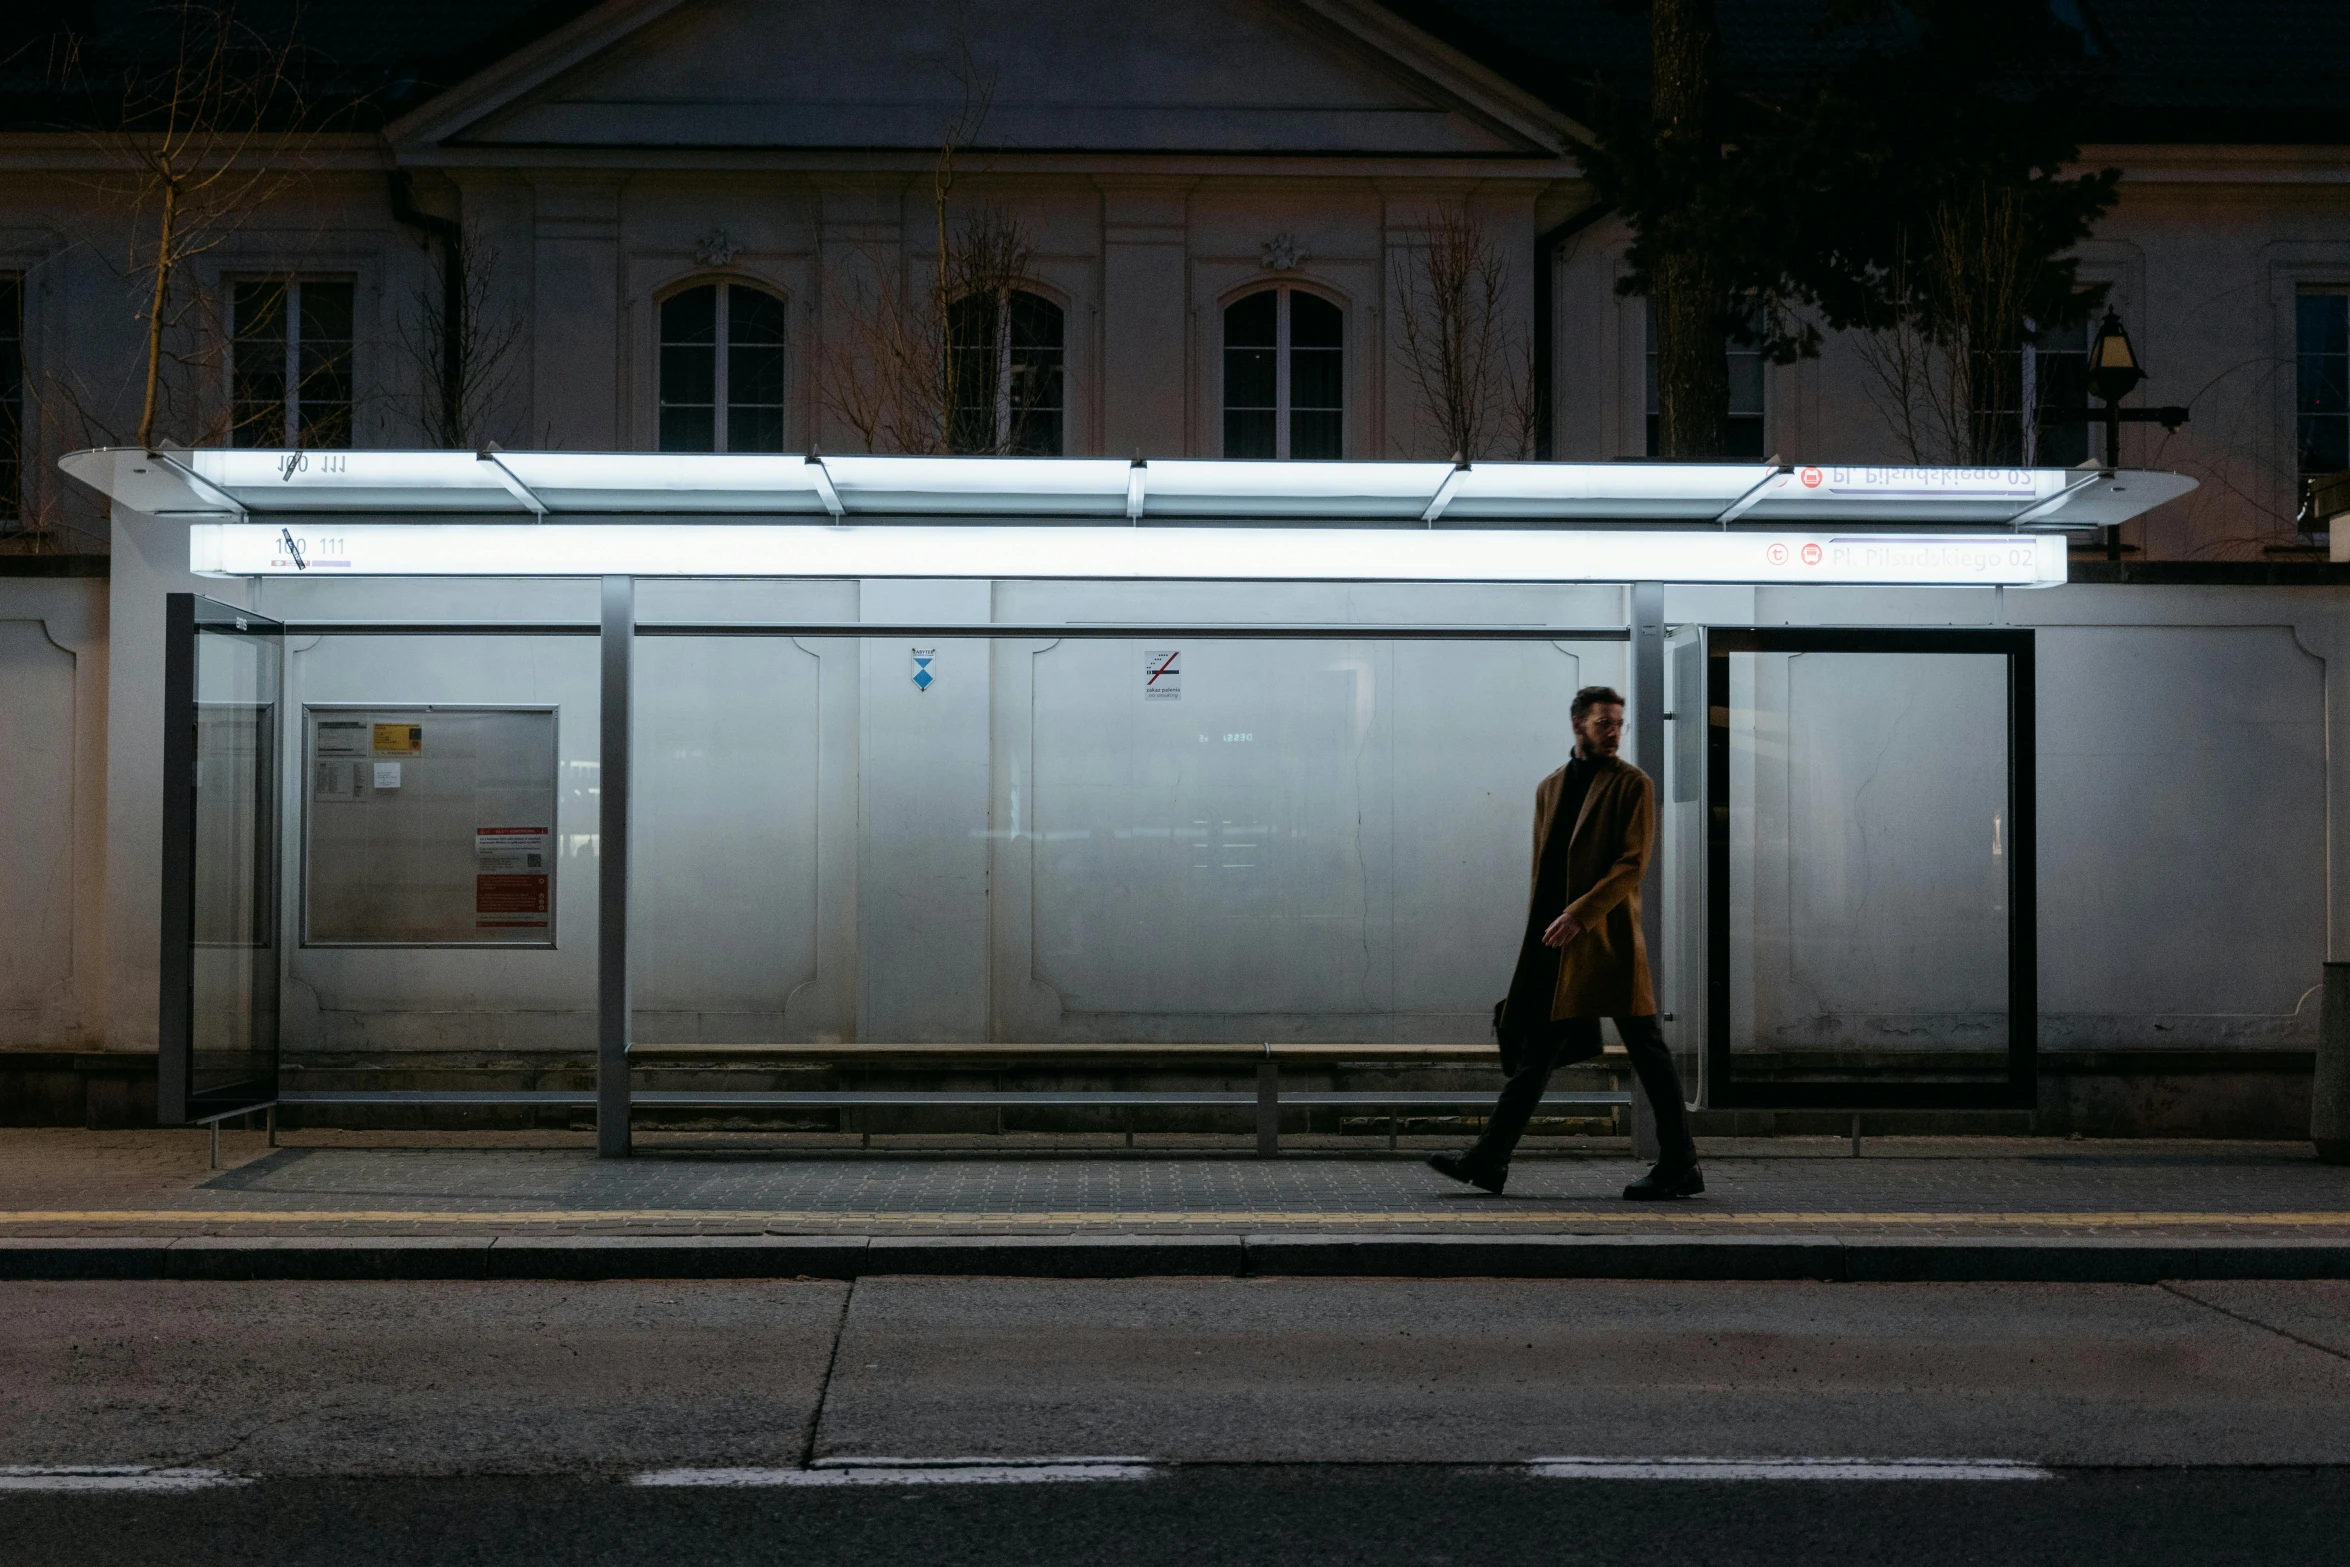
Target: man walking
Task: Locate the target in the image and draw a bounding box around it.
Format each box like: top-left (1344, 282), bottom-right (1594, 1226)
top-left (1429, 685), bottom-right (1703, 1200)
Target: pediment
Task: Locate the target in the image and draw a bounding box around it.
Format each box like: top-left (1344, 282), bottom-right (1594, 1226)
top-left (393, 0), bottom-right (1577, 158)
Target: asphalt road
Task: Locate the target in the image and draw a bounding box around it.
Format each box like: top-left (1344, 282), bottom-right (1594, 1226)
top-left (3, 1277), bottom-right (2346, 1563)
top-left (6, 1469), bottom-right (2348, 1566)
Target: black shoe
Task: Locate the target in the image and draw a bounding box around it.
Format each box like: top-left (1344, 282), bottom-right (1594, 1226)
top-left (1427, 1151), bottom-right (1508, 1195)
top-left (1622, 1161), bottom-right (1704, 1200)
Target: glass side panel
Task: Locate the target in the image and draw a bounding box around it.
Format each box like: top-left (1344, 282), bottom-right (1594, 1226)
top-left (1660, 627), bottom-right (1706, 1103)
top-left (190, 618), bottom-right (281, 1109)
top-left (1721, 649), bottom-right (2010, 1085)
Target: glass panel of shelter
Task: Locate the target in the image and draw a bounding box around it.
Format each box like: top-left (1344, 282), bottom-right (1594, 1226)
top-left (620, 620), bottom-right (1632, 1053)
top-left (204, 591), bottom-right (2036, 1128)
top-left (1704, 628), bottom-right (2034, 1110)
top-left (186, 600), bottom-right (283, 1114)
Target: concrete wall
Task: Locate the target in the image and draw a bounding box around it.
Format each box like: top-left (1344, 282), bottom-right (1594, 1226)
top-left (0, 574), bottom-right (107, 1048)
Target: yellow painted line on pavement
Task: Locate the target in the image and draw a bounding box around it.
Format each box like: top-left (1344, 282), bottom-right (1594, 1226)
top-left (2, 1209), bottom-right (2348, 1229)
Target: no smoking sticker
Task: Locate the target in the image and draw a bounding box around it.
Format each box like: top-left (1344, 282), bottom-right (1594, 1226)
top-left (1143, 649), bottom-right (1181, 700)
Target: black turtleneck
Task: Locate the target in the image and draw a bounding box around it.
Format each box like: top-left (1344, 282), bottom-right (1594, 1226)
top-left (1531, 750), bottom-right (1596, 928)
top-left (1502, 750), bottom-right (1597, 1041)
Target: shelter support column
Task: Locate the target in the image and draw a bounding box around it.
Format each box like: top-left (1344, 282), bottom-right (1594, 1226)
top-left (1629, 582), bottom-right (1665, 1164)
top-left (598, 575), bottom-right (633, 1158)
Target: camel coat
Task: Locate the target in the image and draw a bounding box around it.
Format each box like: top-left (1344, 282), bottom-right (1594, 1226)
top-left (1521, 754), bottom-right (1658, 1021)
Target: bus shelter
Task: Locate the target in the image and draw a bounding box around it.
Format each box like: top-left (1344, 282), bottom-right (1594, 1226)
top-left (62, 449), bottom-right (2194, 1156)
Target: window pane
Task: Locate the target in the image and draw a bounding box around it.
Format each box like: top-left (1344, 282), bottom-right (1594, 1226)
top-left (1289, 292), bottom-right (1342, 350)
top-left (1290, 346), bottom-right (1343, 413)
top-left (1290, 408), bottom-right (1343, 461)
top-left (295, 281), bottom-right (354, 450)
top-left (2303, 416), bottom-right (2350, 477)
top-left (1223, 290), bottom-right (1277, 348)
top-left (727, 338), bottom-right (786, 414)
top-left (1010, 290), bottom-right (1064, 352)
top-left (727, 404), bottom-right (784, 454)
top-left (661, 406), bottom-right (716, 452)
top-left (660, 345), bottom-right (715, 407)
top-left (1726, 413), bottom-right (1766, 461)
top-left (2034, 318), bottom-right (2090, 466)
top-left (2298, 298), bottom-right (2348, 415)
top-left (1648, 300), bottom-right (1769, 455)
top-left (658, 286), bottom-right (718, 452)
top-left (728, 285), bottom-right (785, 346)
top-left (231, 282), bottom-right (288, 448)
top-left (1223, 290), bottom-right (1278, 458)
top-left (724, 285), bottom-right (787, 453)
top-left (2299, 292), bottom-right (2348, 361)
top-left (1727, 346), bottom-right (1765, 417)
top-left (1288, 292), bottom-right (1343, 461)
top-left (662, 286), bottom-right (717, 345)
top-left (1224, 345), bottom-right (1276, 412)
top-left (0, 277), bottom-right (20, 524)
top-left (2299, 292), bottom-right (2350, 480)
top-left (1224, 408), bottom-right (1276, 460)
top-left (945, 292), bottom-right (1001, 455)
top-left (1008, 291), bottom-right (1064, 457)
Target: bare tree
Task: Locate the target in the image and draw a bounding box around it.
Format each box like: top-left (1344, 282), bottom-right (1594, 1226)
top-left (393, 224), bottom-right (524, 449)
top-left (1855, 187), bottom-right (2061, 466)
top-left (821, 207), bottom-right (1038, 455)
top-left (1395, 207), bottom-right (1531, 460)
top-left (76, 3), bottom-right (316, 449)
top-left (818, 56), bottom-right (1042, 455)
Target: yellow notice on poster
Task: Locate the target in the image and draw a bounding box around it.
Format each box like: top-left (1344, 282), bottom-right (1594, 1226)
top-left (372, 723), bottom-right (422, 755)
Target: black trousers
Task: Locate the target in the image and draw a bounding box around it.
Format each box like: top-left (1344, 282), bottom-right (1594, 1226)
top-left (1468, 1014), bottom-right (1696, 1171)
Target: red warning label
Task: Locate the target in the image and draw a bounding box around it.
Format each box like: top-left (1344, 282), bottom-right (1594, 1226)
top-left (475, 873), bottom-right (550, 922)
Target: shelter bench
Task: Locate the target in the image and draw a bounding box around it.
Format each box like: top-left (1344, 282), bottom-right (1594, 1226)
top-left (251, 1042), bottom-right (1635, 1164)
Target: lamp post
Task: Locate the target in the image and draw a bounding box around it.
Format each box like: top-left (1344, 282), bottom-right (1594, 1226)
top-left (2072, 310), bottom-right (2191, 561)
top-left (2087, 311), bottom-right (2143, 472)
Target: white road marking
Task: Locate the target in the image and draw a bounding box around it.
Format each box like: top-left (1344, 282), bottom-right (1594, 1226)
top-left (1528, 1456), bottom-right (2051, 1481)
top-left (0, 1466), bottom-right (250, 1493)
top-left (632, 1457), bottom-right (1158, 1488)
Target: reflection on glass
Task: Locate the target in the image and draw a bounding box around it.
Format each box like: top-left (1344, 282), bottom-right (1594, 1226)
top-left (1723, 651), bottom-right (2008, 1077)
top-left (1012, 638), bottom-right (1612, 1042)
top-left (190, 622), bottom-right (280, 1106)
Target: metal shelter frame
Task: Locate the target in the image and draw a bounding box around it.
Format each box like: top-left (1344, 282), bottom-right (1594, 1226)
top-left (107, 449), bottom-right (2202, 1156)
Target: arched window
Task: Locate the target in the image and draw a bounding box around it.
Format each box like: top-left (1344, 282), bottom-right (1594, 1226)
top-left (658, 282), bottom-right (786, 452)
top-left (947, 289), bottom-right (1064, 455)
top-left (1223, 287), bottom-right (1342, 459)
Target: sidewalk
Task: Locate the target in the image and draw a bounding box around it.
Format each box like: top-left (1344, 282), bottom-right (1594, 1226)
top-left (3, 1128), bottom-right (2347, 1280)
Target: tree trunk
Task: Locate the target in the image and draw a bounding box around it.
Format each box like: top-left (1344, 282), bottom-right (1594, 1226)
top-left (1649, 0), bottom-right (1730, 459)
top-left (137, 178), bottom-right (179, 450)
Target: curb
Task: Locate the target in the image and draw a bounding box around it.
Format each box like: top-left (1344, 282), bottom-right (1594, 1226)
top-left (3, 1233), bottom-right (2347, 1283)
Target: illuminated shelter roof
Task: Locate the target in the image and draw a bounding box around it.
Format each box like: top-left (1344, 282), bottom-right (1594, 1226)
top-left (58, 449), bottom-right (2196, 587)
top-left (61, 449), bottom-right (2187, 528)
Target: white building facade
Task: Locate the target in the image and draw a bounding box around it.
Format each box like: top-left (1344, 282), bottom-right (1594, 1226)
top-left (0, 1), bottom-right (2343, 1139)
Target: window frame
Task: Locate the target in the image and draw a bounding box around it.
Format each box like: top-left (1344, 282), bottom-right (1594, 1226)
top-left (227, 275), bottom-right (356, 450)
top-left (655, 277), bottom-right (791, 454)
top-left (1222, 283), bottom-right (1346, 461)
top-left (2296, 287), bottom-right (2350, 487)
top-left (946, 285), bottom-right (1066, 457)
top-left (2019, 316), bottom-right (2092, 468)
top-left (0, 273), bottom-right (22, 528)
top-left (1643, 299), bottom-right (1766, 460)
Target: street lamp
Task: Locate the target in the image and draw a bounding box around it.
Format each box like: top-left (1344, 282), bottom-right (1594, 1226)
top-left (2087, 310), bottom-right (2145, 453)
top-left (2070, 309), bottom-right (2189, 559)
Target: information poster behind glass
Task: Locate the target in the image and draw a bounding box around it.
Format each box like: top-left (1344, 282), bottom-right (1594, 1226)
top-left (303, 705), bottom-right (559, 946)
